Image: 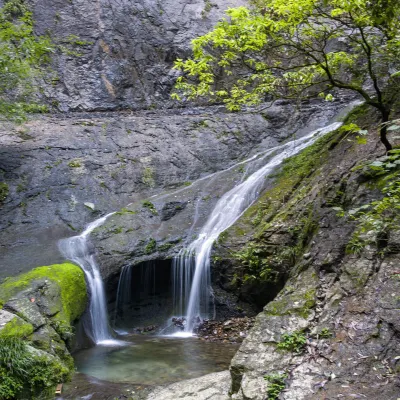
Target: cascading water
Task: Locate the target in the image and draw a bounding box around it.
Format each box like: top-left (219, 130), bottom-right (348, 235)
top-left (174, 122), bottom-right (342, 333)
top-left (59, 213), bottom-right (114, 344)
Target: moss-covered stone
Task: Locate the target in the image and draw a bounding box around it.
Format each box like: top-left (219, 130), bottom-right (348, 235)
top-left (264, 269), bottom-right (318, 319)
top-left (0, 312), bottom-right (33, 339)
top-left (0, 263), bottom-right (87, 323)
top-left (0, 263), bottom-right (87, 399)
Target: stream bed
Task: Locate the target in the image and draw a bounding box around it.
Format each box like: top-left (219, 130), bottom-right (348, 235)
top-left (72, 334), bottom-right (238, 387)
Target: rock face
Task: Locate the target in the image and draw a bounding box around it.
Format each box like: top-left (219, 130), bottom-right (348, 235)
top-left (0, 99), bottom-right (350, 281)
top-left (206, 106), bottom-right (400, 399)
top-left (26, 0), bottom-right (247, 111)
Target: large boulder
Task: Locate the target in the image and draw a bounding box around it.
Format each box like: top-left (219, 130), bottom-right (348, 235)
top-left (0, 263), bottom-right (87, 399)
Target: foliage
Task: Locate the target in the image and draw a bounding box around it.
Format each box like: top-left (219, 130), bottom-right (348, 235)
top-left (145, 238), bottom-right (157, 254)
top-left (318, 327), bottom-right (333, 339)
top-left (339, 169), bottom-right (400, 254)
top-left (115, 207), bottom-right (137, 216)
top-left (0, 182), bottom-right (9, 203)
top-left (264, 373), bottom-right (287, 400)
top-left (0, 0), bottom-right (54, 121)
top-left (234, 243), bottom-right (276, 282)
top-left (68, 159), bottom-right (82, 168)
top-left (142, 200), bottom-right (158, 215)
top-left (173, 0), bottom-right (400, 149)
top-left (142, 166), bottom-right (155, 188)
top-left (277, 331), bottom-right (307, 353)
top-left (0, 337), bottom-right (71, 399)
top-left (0, 316), bottom-right (33, 339)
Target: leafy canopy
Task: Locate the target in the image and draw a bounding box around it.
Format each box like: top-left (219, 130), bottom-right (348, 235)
top-left (0, 0), bottom-right (53, 120)
top-left (173, 0), bottom-right (400, 126)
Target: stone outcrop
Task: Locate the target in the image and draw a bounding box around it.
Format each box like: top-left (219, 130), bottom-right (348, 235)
top-left (0, 263), bottom-right (87, 398)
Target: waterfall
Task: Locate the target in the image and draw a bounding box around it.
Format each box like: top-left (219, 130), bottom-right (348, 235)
top-left (174, 122), bottom-right (342, 332)
top-left (59, 213), bottom-right (114, 344)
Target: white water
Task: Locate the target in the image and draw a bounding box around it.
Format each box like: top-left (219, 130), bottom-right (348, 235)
top-left (59, 213), bottom-right (115, 344)
top-left (174, 122), bottom-right (342, 332)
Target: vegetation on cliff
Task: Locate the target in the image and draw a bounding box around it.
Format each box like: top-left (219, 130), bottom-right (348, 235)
top-left (173, 0), bottom-right (400, 150)
top-left (0, 0), bottom-right (53, 121)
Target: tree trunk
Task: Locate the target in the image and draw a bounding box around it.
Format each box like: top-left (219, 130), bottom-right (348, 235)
top-left (380, 108), bottom-right (392, 152)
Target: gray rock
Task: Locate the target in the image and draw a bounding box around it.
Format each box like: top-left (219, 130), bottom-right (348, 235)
top-left (0, 98), bottom-right (350, 280)
top-left (29, 0), bottom-right (248, 111)
top-left (4, 295), bottom-right (47, 330)
top-left (145, 370), bottom-right (231, 400)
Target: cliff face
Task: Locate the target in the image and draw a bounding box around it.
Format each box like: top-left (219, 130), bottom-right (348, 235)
top-left (27, 0), bottom-right (246, 111)
top-left (0, 99), bottom-right (351, 281)
top-left (182, 106), bottom-right (400, 400)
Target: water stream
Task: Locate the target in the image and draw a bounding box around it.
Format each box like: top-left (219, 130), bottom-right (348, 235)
top-left (59, 120), bottom-right (342, 341)
top-left (173, 122), bottom-right (342, 332)
top-left (58, 214), bottom-right (115, 344)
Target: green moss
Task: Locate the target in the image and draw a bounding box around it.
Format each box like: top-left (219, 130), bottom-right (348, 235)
top-left (145, 238), bottom-right (157, 254)
top-left (0, 318), bottom-right (33, 339)
top-left (142, 166), bottom-right (155, 188)
top-left (142, 200), bottom-right (158, 215)
top-left (68, 159), bottom-right (82, 168)
top-left (158, 242), bottom-right (174, 251)
top-left (265, 288), bottom-right (316, 319)
top-left (0, 263), bottom-right (87, 323)
top-left (0, 338), bottom-right (71, 400)
top-left (115, 207), bottom-right (137, 216)
top-left (0, 182), bottom-right (9, 202)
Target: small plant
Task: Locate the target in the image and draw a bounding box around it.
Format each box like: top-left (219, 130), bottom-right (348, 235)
top-left (277, 331), bottom-right (307, 353)
top-left (115, 208), bottom-right (137, 216)
top-left (145, 238), bottom-right (157, 254)
top-left (142, 166), bottom-right (155, 188)
top-left (318, 328), bottom-right (333, 339)
top-left (346, 235), bottom-right (365, 255)
top-left (340, 170), bottom-right (400, 254)
top-left (264, 373), bottom-right (287, 400)
top-left (0, 182), bottom-right (9, 202)
top-left (142, 200), bottom-right (158, 215)
top-left (0, 337), bottom-right (71, 399)
top-left (158, 242), bottom-right (174, 252)
top-left (68, 159), bottom-right (82, 168)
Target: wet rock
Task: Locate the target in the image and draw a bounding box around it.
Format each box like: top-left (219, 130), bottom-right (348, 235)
top-left (161, 201), bottom-right (187, 221)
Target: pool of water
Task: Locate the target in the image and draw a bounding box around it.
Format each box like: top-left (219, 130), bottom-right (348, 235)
top-left (73, 334), bottom-right (238, 386)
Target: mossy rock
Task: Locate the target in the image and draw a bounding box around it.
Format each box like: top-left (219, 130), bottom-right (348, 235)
top-left (0, 263), bottom-right (87, 324)
top-left (264, 269), bottom-right (318, 319)
top-left (0, 339), bottom-right (72, 400)
top-left (0, 310), bottom-right (34, 339)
